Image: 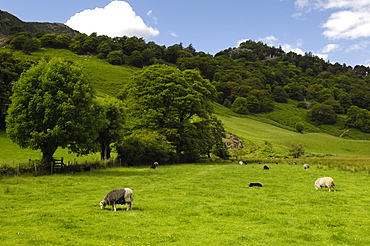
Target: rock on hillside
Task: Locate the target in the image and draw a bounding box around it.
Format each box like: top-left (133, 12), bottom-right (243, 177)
top-left (0, 10), bottom-right (79, 38)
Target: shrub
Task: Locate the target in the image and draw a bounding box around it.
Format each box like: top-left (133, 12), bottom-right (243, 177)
top-left (231, 97), bottom-right (249, 115)
top-left (116, 131), bottom-right (174, 166)
top-left (295, 122), bottom-right (305, 133)
top-left (289, 143), bottom-right (305, 158)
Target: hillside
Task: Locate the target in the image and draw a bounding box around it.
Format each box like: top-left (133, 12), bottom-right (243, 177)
top-left (0, 10), bottom-right (78, 39)
top-left (0, 49), bottom-right (369, 162)
top-left (10, 49), bottom-right (370, 152)
top-left (214, 104), bottom-right (370, 157)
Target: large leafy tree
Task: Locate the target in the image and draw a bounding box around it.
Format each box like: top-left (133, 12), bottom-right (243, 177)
top-left (121, 64), bottom-right (223, 162)
top-left (6, 57), bottom-right (103, 164)
top-left (96, 97), bottom-right (126, 160)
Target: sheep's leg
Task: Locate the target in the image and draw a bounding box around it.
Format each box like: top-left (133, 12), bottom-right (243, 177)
top-left (112, 203), bottom-right (116, 211)
top-left (126, 202), bottom-right (132, 211)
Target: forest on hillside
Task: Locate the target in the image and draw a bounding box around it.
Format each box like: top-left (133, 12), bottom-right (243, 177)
top-left (2, 28), bottom-right (370, 135)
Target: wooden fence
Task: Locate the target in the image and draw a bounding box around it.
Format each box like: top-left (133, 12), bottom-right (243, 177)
top-left (0, 158), bottom-right (125, 177)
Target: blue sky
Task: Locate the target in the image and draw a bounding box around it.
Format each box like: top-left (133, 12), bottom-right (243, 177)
top-left (2, 0), bottom-right (370, 66)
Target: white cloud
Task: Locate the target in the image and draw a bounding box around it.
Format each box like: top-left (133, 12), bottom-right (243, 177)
top-left (258, 35), bottom-right (278, 46)
top-left (295, 0), bottom-right (370, 40)
top-left (147, 9), bottom-right (158, 25)
top-left (282, 44), bottom-right (305, 55)
top-left (238, 35), bottom-right (279, 48)
top-left (170, 32), bottom-right (178, 37)
top-left (237, 39), bottom-right (249, 47)
top-left (346, 41), bottom-right (370, 52)
top-left (322, 43), bottom-right (340, 53)
top-left (65, 1), bottom-right (159, 39)
top-left (322, 10), bottom-right (370, 40)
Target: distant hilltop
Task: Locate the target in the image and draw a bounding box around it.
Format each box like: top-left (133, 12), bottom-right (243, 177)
top-left (0, 10), bottom-right (79, 38)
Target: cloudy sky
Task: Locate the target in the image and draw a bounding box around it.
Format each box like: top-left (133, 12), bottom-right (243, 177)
top-left (2, 0), bottom-right (370, 66)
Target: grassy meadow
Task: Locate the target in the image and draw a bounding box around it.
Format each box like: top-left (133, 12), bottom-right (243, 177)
top-left (1, 48), bottom-right (370, 245)
top-left (1, 163), bottom-right (370, 245)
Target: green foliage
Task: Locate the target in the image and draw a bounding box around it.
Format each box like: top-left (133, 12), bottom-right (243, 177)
top-left (308, 103), bottom-right (337, 125)
top-left (107, 50), bottom-right (125, 65)
top-left (6, 57), bottom-right (103, 164)
top-left (231, 97), bottom-right (249, 115)
top-left (96, 97), bottom-right (126, 160)
top-left (272, 85), bottom-right (289, 103)
top-left (0, 51), bottom-right (34, 129)
top-left (346, 106), bottom-right (370, 132)
top-left (116, 130), bottom-right (174, 166)
top-left (122, 64), bottom-right (221, 162)
top-left (289, 143), bottom-right (305, 158)
top-left (295, 122), bottom-right (305, 133)
top-left (215, 104), bottom-right (370, 157)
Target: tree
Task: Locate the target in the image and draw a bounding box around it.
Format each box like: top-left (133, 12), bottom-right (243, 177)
top-left (96, 97), bottom-right (126, 160)
top-left (40, 34), bottom-right (57, 48)
top-left (129, 50), bottom-right (144, 68)
top-left (289, 143), bottom-right (305, 158)
top-left (272, 85), bottom-right (289, 103)
top-left (346, 106), bottom-right (370, 132)
top-left (231, 97), bottom-right (249, 115)
top-left (122, 64), bottom-right (220, 162)
top-left (308, 103), bottom-right (337, 125)
top-left (0, 52), bottom-right (33, 129)
top-left (107, 50), bottom-right (125, 65)
top-left (6, 58), bottom-right (103, 165)
top-left (295, 122), bottom-right (305, 133)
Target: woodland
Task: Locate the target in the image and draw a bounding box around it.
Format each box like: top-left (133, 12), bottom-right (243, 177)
top-left (2, 26), bottom-right (370, 166)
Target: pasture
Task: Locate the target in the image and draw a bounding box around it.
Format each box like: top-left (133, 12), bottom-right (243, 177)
top-left (1, 163), bottom-right (370, 245)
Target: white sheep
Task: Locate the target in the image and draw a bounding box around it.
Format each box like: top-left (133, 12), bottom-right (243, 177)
top-left (303, 164), bottom-right (310, 169)
top-left (314, 177), bottom-right (336, 192)
top-left (100, 188), bottom-right (133, 211)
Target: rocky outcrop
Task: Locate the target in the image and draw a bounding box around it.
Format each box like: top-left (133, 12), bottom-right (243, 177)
top-left (0, 10), bottom-right (79, 38)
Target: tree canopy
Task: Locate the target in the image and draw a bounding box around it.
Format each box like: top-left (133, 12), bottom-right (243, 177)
top-left (120, 64), bottom-right (225, 162)
top-left (6, 57), bottom-right (103, 164)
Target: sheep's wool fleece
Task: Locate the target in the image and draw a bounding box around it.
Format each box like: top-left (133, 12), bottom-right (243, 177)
top-left (315, 177), bottom-right (334, 188)
top-left (104, 188), bottom-right (132, 205)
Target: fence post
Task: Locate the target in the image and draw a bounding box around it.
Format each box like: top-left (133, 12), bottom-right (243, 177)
top-left (34, 161), bottom-right (38, 177)
top-left (17, 163), bottom-right (20, 176)
top-left (50, 161), bottom-right (53, 174)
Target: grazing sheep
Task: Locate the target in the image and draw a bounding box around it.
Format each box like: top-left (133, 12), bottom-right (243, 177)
top-left (293, 161), bottom-right (297, 165)
top-left (239, 161), bottom-right (244, 165)
top-left (100, 188), bottom-right (133, 211)
top-left (263, 165), bottom-right (270, 170)
top-left (314, 177), bottom-right (336, 192)
top-left (303, 164), bottom-right (310, 169)
top-left (150, 162), bottom-right (159, 169)
top-left (249, 183), bottom-right (263, 187)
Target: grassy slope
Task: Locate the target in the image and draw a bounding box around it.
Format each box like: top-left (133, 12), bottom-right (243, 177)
top-left (2, 48), bottom-right (370, 163)
top-left (214, 103), bottom-right (370, 157)
top-left (14, 48), bottom-right (139, 97)
top-left (1, 163), bottom-right (370, 245)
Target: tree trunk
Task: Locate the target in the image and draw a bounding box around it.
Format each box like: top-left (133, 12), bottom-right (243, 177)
top-left (100, 143), bottom-right (111, 160)
top-left (40, 142), bottom-right (58, 170)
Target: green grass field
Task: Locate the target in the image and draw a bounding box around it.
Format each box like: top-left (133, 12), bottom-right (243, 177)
top-left (214, 104), bottom-right (370, 157)
top-left (2, 48), bottom-right (370, 245)
top-left (1, 163), bottom-right (370, 245)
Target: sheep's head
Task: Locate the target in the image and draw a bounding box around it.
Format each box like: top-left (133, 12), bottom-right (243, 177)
top-left (100, 200), bottom-right (106, 209)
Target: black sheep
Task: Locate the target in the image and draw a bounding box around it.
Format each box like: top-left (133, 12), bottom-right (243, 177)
top-left (248, 183), bottom-right (263, 187)
top-left (150, 162), bottom-right (159, 169)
